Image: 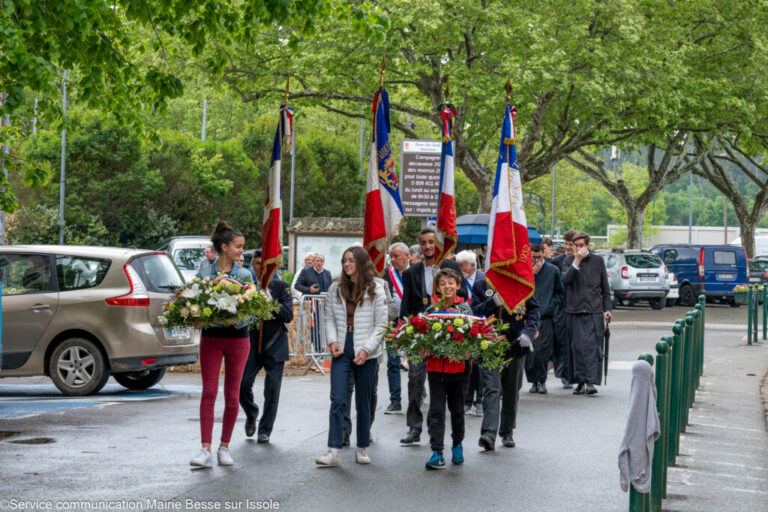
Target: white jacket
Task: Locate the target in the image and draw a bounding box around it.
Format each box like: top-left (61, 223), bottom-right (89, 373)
top-left (324, 278), bottom-right (388, 359)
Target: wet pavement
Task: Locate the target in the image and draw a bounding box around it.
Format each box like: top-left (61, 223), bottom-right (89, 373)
top-left (0, 304), bottom-right (765, 511)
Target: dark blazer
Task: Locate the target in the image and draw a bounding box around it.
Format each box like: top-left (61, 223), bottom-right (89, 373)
top-left (249, 278), bottom-right (294, 363)
top-left (295, 266), bottom-right (332, 295)
top-left (562, 252), bottom-right (612, 314)
top-left (474, 293), bottom-right (541, 358)
top-left (399, 259), bottom-right (468, 318)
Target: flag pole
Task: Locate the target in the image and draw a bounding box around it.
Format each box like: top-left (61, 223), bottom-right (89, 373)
top-left (379, 54), bottom-right (386, 91)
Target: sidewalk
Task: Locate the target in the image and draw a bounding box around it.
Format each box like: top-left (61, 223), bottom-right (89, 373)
top-left (663, 331), bottom-right (768, 511)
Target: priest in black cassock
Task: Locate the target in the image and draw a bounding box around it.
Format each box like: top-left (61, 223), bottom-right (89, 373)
top-left (561, 232), bottom-right (612, 396)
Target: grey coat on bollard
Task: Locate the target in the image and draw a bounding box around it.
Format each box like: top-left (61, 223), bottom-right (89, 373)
top-left (618, 360), bottom-right (661, 493)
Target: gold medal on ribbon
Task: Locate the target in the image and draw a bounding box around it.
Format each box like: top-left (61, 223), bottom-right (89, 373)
top-left (423, 297), bottom-right (429, 305)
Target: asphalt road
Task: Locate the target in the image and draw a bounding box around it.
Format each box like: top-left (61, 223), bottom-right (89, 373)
top-left (0, 304), bottom-right (764, 511)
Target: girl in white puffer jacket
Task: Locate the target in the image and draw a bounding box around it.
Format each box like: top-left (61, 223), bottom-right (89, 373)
top-left (316, 247), bottom-right (388, 467)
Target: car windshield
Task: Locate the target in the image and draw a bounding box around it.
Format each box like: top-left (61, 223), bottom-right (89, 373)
top-left (130, 254), bottom-right (185, 292)
top-left (752, 260), bottom-right (768, 271)
top-left (174, 248), bottom-right (206, 270)
top-left (625, 254), bottom-right (662, 269)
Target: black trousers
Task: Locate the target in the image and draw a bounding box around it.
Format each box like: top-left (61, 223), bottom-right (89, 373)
top-left (343, 360), bottom-right (379, 438)
top-left (552, 305), bottom-right (571, 381)
top-left (480, 356), bottom-right (525, 440)
top-left (463, 360), bottom-right (483, 406)
top-left (427, 372), bottom-right (465, 452)
top-left (239, 356), bottom-right (284, 437)
top-left (525, 317), bottom-right (554, 384)
top-left (406, 360), bottom-right (427, 433)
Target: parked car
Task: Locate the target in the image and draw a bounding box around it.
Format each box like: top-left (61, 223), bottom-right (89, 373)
top-left (242, 246), bottom-right (290, 278)
top-left (665, 268), bottom-right (679, 307)
top-left (0, 246), bottom-right (198, 395)
top-left (596, 249), bottom-right (669, 310)
top-left (650, 244), bottom-right (749, 307)
top-left (748, 257), bottom-right (768, 285)
top-left (155, 236), bottom-right (211, 282)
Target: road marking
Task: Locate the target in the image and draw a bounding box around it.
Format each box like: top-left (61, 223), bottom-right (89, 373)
top-left (668, 468), bottom-right (766, 482)
top-left (611, 321), bottom-right (744, 330)
top-left (0, 401), bottom-right (115, 419)
top-left (689, 422), bottom-right (763, 433)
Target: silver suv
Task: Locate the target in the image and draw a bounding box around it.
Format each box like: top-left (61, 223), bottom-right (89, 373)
top-left (0, 246), bottom-right (199, 395)
top-left (155, 236), bottom-right (212, 282)
top-left (596, 249), bottom-right (670, 309)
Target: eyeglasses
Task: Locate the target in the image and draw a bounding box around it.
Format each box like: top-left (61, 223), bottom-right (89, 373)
top-left (342, 258), bottom-right (355, 264)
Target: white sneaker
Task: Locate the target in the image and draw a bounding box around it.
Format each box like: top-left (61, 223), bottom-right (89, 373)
top-left (316, 449), bottom-right (341, 466)
top-left (190, 448), bottom-right (213, 468)
top-left (217, 446), bottom-right (234, 466)
top-left (355, 447), bottom-right (371, 465)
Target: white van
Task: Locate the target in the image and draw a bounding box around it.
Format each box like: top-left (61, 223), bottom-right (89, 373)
top-left (730, 236), bottom-right (768, 257)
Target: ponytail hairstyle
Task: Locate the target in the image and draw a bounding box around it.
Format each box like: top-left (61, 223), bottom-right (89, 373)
top-left (338, 246), bottom-right (377, 306)
top-left (210, 221), bottom-right (244, 254)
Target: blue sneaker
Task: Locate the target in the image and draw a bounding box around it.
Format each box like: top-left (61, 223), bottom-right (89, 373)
top-left (425, 451), bottom-right (446, 470)
top-left (451, 444), bottom-right (464, 465)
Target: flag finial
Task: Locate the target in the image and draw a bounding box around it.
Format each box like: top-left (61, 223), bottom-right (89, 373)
top-left (379, 54), bottom-right (386, 90)
top-left (284, 75), bottom-right (290, 106)
top-left (505, 78), bottom-right (512, 104)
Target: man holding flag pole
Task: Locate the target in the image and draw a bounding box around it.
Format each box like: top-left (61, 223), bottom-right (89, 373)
top-left (239, 80), bottom-right (295, 444)
top-left (473, 81), bottom-right (540, 451)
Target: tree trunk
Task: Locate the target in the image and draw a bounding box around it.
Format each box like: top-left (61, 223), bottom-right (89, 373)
top-left (625, 204), bottom-right (645, 249)
top-left (737, 215), bottom-right (757, 259)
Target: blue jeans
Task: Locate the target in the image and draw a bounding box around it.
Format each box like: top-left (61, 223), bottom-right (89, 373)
top-left (386, 346), bottom-right (401, 404)
top-left (328, 332), bottom-right (377, 449)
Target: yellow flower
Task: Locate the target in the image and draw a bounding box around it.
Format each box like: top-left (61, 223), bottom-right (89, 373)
top-left (190, 305), bottom-right (201, 317)
top-left (203, 307), bottom-right (213, 317)
top-left (406, 326), bottom-right (414, 334)
top-left (432, 322), bottom-right (442, 331)
top-left (453, 318), bottom-right (464, 327)
top-left (480, 340), bottom-right (490, 350)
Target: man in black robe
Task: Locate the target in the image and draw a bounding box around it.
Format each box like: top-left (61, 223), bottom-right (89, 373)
top-left (525, 244), bottom-right (564, 394)
top-left (561, 232), bottom-right (612, 395)
top-left (549, 230), bottom-right (575, 388)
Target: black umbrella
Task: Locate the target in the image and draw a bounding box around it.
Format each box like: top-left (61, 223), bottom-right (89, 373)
top-left (603, 325), bottom-right (611, 385)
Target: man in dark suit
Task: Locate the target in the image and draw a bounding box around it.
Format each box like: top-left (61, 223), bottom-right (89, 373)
top-left (399, 227), bottom-right (468, 445)
top-left (381, 242), bottom-right (410, 414)
top-left (294, 253), bottom-right (331, 353)
top-left (239, 250), bottom-right (295, 443)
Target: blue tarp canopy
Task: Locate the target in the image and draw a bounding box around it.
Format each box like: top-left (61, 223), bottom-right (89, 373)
top-left (456, 214), bottom-right (541, 245)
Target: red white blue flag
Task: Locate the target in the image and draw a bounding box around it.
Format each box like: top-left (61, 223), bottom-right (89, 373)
top-left (434, 103), bottom-right (458, 266)
top-left (365, 88), bottom-right (404, 274)
top-left (484, 104), bottom-right (534, 314)
top-left (260, 104), bottom-right (292, 289)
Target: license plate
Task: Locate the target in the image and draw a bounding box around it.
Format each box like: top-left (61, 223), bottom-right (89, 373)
top-left (750, 277), bottom-right (761, 282)
top-left (717, 273), bottom-right (736, 280)
top-left (166, 327), bottom-right (190, 339)
top-left (637, 276), bottom-right (656, 282)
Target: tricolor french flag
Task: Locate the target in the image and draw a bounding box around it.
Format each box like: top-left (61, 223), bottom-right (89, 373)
top-left (484, 103), bottom-right (535, 314)
top-left (364, 88), bottom-right (404, 274)
top-left (260, 105), bottom-right (292, 289)
top-left (434, 103), bottom-right (458, 266)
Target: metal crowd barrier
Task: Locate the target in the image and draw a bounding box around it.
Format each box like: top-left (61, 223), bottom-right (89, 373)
top-left (629, 295), bottom-right (706, 512)
top-left (294, 293), bottom-right (330, 375)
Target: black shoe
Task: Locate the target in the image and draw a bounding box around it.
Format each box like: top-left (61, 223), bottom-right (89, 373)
top-left (245, 418), bottom-right (256, 437)
top-left (384, 402), bottom-right (402, 414)
top-left (478, 434), bottom-right (495, 451)
top-left (502, 435), bottom-right (515, 448)
top-left (529, 383), bottom-right (538, 393)
top-left (562, 378), bottom-right (573, 390)
top-left (573, 383), bottom-right (586, 395)
top-left (538, 382), bottom-right (547, 394)
top-left (343, 433), bottom-right (350, 447)
top-left (257, 433), bottom-right (270, 444)
top-left (586, 384), bottom-right (598, 395)
top-left (400, 429), bottom-right (421, 445)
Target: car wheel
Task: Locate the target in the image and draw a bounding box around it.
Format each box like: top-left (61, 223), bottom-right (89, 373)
top-left (49, 338), bottom-right (109, 396)
top-left (729, 300), bottom-right (741, 308)
top-left (679, 284), bottom-right (697, 307)
top-left (621, 299), bottom-right (636, 307)
top-left (113, 368), bottom-right (167, 390)
top-left (649, 297), bottom-right (665, 310)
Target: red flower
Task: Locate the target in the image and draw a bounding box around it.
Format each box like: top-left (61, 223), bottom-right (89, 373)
top-left (452, 333), bottom-right (465, 343)
top-left (446, 326), bottom-right (454, 333)
top-left (470, 327), bottom-right (480, 337)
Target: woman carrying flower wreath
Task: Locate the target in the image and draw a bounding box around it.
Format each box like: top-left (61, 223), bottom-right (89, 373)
top-left (423, 267), bottom-right (472, 470)
top-left (189, 221), bottom-right (254, 469)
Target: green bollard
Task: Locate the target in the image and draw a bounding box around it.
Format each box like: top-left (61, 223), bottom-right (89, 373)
top-left (748, 286), bottom-right (753, 345)
top-left (692, 309), bottom-right (702, 388)
top-left (698, 296), bottom-right (706, 371)
top-left (683, 314), bottom-right (695, 425)
top-left (651, 340), bottom-right (670, 512)
top-left (762, 285), bottom-right (768, 341)
top-left (755, 287), bottom-right (760, 342)
top-left (671, 322), bottom-right (685, 458)
top-left (660, 336), bottom-right (673, 498)
top-left (630, 354), bottom-right (654, 512)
